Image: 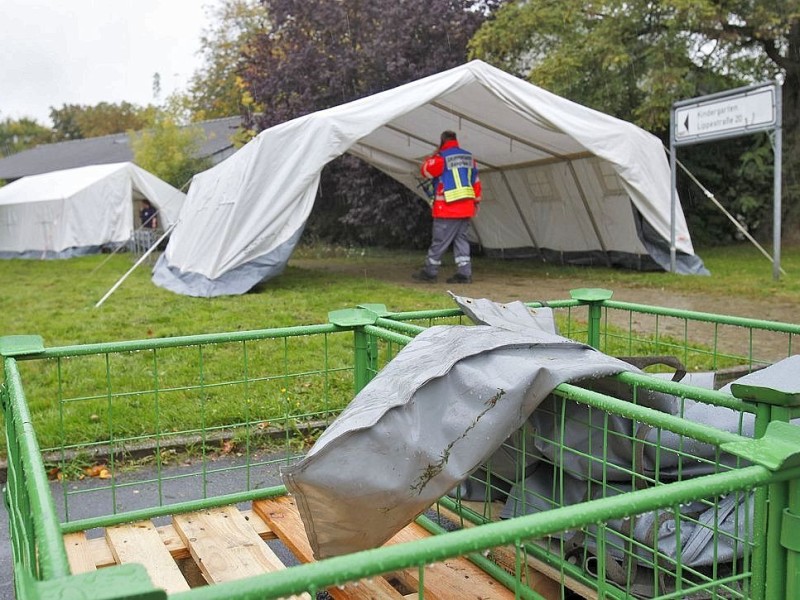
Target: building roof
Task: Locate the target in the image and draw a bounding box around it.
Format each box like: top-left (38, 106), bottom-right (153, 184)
top-left (0, 116), bottom-right (242, 181)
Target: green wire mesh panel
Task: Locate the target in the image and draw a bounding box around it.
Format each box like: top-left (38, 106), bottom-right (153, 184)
top-left (445, 381), bottom-right (762, 600)
top-left (596, 300), bottom-right (797, 380)
top-left (11, 326), bottom-right (355, 524)
top-left (3, 293), bottom-right (800, 600)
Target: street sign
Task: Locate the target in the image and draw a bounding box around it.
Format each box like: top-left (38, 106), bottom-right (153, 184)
top-left (674, 84), bottom-right (777, 143)
top-left (669, 81), bottom-right (783, 281)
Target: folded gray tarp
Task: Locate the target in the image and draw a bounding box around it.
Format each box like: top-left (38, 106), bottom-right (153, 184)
top-left (282, 295), bottom-right (673, 559)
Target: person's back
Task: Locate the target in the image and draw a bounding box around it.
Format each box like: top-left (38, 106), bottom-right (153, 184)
top-left (412, 130), bottom-right (481, 284)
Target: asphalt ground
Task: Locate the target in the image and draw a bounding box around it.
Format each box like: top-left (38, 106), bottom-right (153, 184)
top-left (1, 453), bottom-right (290, 600)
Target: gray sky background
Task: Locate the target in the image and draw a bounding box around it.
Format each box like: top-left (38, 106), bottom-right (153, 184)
top-left (1, 1), bottom-right (214, 126)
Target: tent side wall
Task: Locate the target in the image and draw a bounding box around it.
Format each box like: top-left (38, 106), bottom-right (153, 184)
top-left (0, 163), bottom-right (185, 260)
top-left (0, 199), bottom-right (70, 259)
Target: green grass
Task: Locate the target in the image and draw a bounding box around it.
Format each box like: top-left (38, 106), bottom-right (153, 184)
top-left (3, 244), bottom-right (798, 346)
top-left (474, 244), bottom-right (800, 302)
top-left (0, 251), bottom-right (449, 345)
top-left (0, 250), bottom-right (452, 458)
top-left (1, 243), bottom-right (798, 460)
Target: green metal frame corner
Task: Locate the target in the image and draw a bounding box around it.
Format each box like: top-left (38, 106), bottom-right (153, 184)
top-left (17, 563), bottom-right (166, 600)
top-left (328, 307), bottom-right (382, 328)
top-left (357, 303), bottom-right (392, 317)
top-left (0, 335), bottom-right (44, 358)
top-left (569, 288), bottom-right (614, 303)
top-left (721, 421), bottom-right (800, 471)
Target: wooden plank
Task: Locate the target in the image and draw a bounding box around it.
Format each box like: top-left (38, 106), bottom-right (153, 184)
top-left (161, 508), bottom-right (274, 559)
top-left (489, 545), bottom-right (595, 600)
top-left (436, 503), bottom-right (586, 600)
top-left (63, 532), bottom-right (97, 574)
top-left (105, 520), bottom-right (190, 594)
top-left (254, 497), bottom-right (407, 600)
top-left (255, 496), bottom-right (522, 599)
top-left (242, 508), bottom-right (275, 538)
top-left (172, 506), bottom-right (311, 599)
top-left (78, 508), bottom-right (276, 569)
top-left (157, 523), bottom-right (189, 559)
top-left (385, 522), bottom-right (517, 600)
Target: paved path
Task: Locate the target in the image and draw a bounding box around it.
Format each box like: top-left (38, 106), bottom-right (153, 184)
top-left (1, 453), bottom-right (287, 599)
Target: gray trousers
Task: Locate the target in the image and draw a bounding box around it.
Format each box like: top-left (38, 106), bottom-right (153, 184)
top-left (424, 218), bottom-right (472, 277)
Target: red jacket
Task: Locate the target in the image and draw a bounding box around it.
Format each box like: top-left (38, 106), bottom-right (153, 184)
top-left (420, 139), bottom-right (482, 219)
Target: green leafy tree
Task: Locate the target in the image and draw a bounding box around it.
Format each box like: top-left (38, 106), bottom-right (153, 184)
top-left (50, 102), bottom-right (157, 140)
top-left (182, 0), bottom-right (267, 123)
top-left (129, 113), bottom-right (211, 189)
top-left (0, 116), bottom-right (53, 157)
top-left (238, 0), bottom-right (497, 248)
top-left (469, 0), bottom-right (800, 241)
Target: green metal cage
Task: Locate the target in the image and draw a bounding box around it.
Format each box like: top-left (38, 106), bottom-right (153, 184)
top-left (2, 289), bottom-right (800, 599)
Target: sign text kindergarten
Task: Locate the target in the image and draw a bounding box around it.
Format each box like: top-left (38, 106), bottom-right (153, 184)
top-left (674, 85), bottom-right (777, 143)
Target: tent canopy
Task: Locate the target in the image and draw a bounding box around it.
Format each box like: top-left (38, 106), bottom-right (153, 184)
top-left (154, 60), bottom-right (706, 297)
top-left (0, 162), bottom-right (185, 259)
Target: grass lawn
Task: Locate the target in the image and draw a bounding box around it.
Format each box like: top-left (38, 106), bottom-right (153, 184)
top-left (1, 243), bottom-right (798, 460)
top-left (3, 243), bottom-right (798, 346)
top-left (0, 250), bottom-right (450, 346)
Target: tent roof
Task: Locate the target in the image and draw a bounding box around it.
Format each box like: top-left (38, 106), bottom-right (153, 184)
top-left (0, 161), bottom-right (185, 225)
top-left (157, 60), bottom-right (700, 295)
top-left (0, 161), bottom-right (187, 258)
top-left (0, 163), bottom-right (135, 205)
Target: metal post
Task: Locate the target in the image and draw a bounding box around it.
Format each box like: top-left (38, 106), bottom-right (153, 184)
top-left (353, 327), bottom-right (371, 395)
top-left (669, 111), bottom-right (678, 272)
top-left (569, 288), bottom-right (613, 349)
top-left (783, 479), bottom-right (800, 600)
top-left (772, 81), bottom-right (783, 281)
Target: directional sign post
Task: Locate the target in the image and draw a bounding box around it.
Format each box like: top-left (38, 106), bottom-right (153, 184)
top-left (669, 82), bottom-right (782, 279)
top-left (675, 86), bottom-right (777, 143)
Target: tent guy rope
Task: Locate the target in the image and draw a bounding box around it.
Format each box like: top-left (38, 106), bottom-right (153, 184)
top-left (675, 158), bottom-right (786, 276)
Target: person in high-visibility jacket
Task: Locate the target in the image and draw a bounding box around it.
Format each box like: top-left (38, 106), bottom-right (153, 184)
top-left (412, 130), bottom-right (482, 284)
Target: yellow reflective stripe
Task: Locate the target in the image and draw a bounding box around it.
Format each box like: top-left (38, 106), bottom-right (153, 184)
top-left (444, 188), bottom-right (476, 202)
top-left (443, 167), bottom-right (475, 202)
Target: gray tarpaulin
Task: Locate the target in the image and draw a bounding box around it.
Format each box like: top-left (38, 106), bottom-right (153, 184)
top-left (282, 295), bottom-right (668, 559)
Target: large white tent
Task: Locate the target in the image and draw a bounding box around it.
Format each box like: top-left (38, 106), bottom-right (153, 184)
top-left (153, 60), bottom-right (706, 297)
top-left (0, 162), bottom-right (185, 259)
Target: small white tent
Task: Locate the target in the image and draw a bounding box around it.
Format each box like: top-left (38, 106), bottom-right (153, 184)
top-left (0, 162), bottom-right (185, 259)
top-left (154, 60), bottom-right (706, 297)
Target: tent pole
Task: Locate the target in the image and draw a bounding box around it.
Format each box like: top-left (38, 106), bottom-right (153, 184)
top-left (91, 216), bottom-right (159, 275)
top-left (567, 161), bottom-right (612, 267)
top-left (94, 225), bottom-right (174, 308)
top-left (430, 101), bottom-right (564, 160)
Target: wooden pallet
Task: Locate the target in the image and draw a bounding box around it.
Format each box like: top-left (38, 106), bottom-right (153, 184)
top-left (64, 496), bottom-right (552, 599)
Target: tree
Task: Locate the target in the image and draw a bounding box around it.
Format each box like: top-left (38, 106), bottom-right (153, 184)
top-left (129, 113), bottom-right (211, 189)
top-left (469, 0), bottom-right (800, 241)
top-left (238, 0), bottom-right (497, 247)
top-left (182, 0), bottom-right (267, 122)
top-left (0, 115), bottom-right (52, 157)
top-left (50, 102), bottom-right (157, 140)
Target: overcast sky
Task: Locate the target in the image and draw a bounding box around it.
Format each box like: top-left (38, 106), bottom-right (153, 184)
top-left (0, 1), bottom-right (215, 126)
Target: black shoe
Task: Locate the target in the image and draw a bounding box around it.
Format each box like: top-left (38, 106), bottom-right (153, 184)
top-left (446, 273), bottom-right (472, 284)
top-left (412, 270), bottom-right (437, 283)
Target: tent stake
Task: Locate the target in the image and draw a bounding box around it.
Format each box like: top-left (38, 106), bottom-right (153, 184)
top-left (94, 225), bottom-right (174, 308)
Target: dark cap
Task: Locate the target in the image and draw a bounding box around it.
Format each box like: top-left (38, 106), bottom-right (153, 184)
top-left (440, 130), bottom-right (458, 145)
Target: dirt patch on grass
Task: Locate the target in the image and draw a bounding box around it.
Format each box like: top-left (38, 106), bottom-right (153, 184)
top-left (290, 255), bottom-right (798, 364)
top-left (291, 256), bottom-right (796, 322)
